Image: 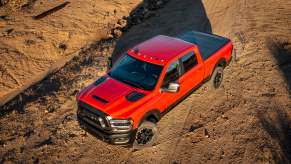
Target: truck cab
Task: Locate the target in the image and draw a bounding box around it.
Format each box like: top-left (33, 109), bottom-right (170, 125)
top-left (77, 31), bottom-right (233, 148)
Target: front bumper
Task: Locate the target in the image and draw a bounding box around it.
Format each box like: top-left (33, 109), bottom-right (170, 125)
top-left (76, 101), bottom-right (135, 145)
top-left (78, 115), bottom-right (135, 145)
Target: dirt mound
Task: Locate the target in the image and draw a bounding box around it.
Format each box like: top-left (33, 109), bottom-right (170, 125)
top-left (0, 0), bottom-right (142, 106)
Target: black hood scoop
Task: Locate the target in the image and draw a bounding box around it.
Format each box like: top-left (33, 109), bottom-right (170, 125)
top-left (92, 95), bottom-right (109, 104)
top-left (126, 91), bottom-right (146, 102)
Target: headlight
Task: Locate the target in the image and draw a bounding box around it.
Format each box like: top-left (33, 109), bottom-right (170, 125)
top-left (106, 116), bottom-right (133, 133)
top-left (98, 117), bottom-right (107, 128)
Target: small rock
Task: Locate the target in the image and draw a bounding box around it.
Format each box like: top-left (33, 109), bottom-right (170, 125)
top-left (46, 105), bottom-right (55, 113)
top-left (58, 43), bottom-right (67, 50)
top-left (107, 34), bottom-right (114, 39)
top-left (0, 15), bottom-right (7, 20)
top-left (0, 139), bottom-right (5, 146)
top-left (3, 27), bottom-right (13, 35)
top-left (0, 0), bottom-right (8, 6)
top-left (222, 115), bottom-right (228, 120)
top-left (261, 93), bottom-right (276, 97)
top-left (23, 128), bottom-right (34, 138)
top-left (72, 89), bottom-right (79, 96)
top-left (24, 39), bottom-right (35, 45)
top-left (192, 139), bottom-right (199, 144)
top-left (34, 137), bottom-right (53, 148)
top-left (72, 64), bottom-right (81, 72)
top-left (62, 113), bottom-right (75, 123)
top-left (189, 123), bottom-right (203, 132)
top-left (117, 19), bottom-right (127, 27)
top-left (113, 9), bottom-right (117, 15)
top-left (32, 156), bottom-right (39, 164)
top-left (204, 128), bottom-right (209, 138)
top-left (112, 29), bottom-right (122, 38)
top-left (20, 146), bottom-right (24, 153)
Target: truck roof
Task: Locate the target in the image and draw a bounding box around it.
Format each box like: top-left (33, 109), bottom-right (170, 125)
top-left (128, 35), bottom-right (194, 66)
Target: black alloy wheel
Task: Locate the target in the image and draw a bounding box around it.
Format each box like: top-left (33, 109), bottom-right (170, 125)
top-left (133, 121), bottom-right (158, 149)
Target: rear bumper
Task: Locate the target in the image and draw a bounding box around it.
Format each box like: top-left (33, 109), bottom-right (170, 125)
top-left (77, 115), bottom-right (135, 145)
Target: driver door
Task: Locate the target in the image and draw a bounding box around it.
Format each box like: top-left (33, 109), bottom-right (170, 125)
top-left (159, 60), bottom-right (184, 111)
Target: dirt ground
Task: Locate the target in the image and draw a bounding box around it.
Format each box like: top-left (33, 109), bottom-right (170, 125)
top-left (0, 0), bottom-right (291, 163)
top-left (0, 0), bottom-right (142, 105)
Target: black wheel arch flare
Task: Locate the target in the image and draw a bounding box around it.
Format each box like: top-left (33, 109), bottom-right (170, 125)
top-left (138, 109), bottom-right (161, 127)
top-left (210, 58), bottom-right (227, 77)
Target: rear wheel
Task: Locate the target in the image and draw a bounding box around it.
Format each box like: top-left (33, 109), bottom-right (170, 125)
top-left (209, 66), bottom-right (224, 89)
top-left (133, 121), bottom-right (158, 149)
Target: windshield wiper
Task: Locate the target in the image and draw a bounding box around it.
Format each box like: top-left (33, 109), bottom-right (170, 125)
top-left (108, 72), bottom-right (147, 90)
top-left (121, 79), bottom-right (146, 90)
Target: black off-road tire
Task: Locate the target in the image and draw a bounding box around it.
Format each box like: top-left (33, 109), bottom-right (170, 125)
top-left (133, 121), bottom-right (158, 149)
top-left (209, 66), bottom-right (224, 89)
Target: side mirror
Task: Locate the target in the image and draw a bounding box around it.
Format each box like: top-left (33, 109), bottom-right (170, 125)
top-left (162, 82), bottom-right (180, 93)
top-left (107, 57), bottom-right (113, 70)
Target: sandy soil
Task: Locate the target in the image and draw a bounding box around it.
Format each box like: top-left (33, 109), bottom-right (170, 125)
top-left (0, 0), bottom-right (142, 106)
top-left (0, 0), bottom-right (291, 163)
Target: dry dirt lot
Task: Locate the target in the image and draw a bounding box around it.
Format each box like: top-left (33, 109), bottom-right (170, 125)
top-left (0, 0), bottom-right (291, 163)
top-left (0, 0), bottom-right (142, 105)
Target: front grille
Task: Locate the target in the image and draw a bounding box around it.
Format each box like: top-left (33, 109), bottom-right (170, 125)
top-left (77, 101), bottom-right (108, 129)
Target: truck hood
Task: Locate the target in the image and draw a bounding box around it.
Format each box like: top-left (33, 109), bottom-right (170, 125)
top-left (78, 76), bottom-right (147, 116)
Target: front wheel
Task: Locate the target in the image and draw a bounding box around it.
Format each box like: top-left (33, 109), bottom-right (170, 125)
top-left (132, 121), bottom-right (158, 149)
top-left (209, 66), bottom-right (224, 89)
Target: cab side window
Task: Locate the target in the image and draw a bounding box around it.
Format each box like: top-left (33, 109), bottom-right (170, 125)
top-left (180, 51), bottom-right (198, 74)
top-left (162, 60), bottom-right (180, 87)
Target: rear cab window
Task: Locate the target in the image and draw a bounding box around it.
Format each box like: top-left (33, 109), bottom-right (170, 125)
top-left (180, 51), bottom-right (198, 74)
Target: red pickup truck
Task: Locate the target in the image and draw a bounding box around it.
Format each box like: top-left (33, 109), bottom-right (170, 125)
top-left (76, 31), bottom-right (233, 148)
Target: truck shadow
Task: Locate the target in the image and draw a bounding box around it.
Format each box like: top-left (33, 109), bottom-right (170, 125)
top-left (111, 0), bottom-right (212, 63)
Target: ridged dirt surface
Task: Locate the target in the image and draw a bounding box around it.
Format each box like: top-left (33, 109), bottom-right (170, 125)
top-left (0, 0), bottom-right (142, 105)
top-left (0, 0), bottom-right (291, 163)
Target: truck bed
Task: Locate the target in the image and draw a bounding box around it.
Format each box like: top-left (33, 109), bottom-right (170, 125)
top-left (177, 31), bottom-right (230, 60)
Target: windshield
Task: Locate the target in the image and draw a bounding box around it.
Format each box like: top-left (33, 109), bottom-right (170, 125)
top-left (108, 54), bottom-right (163, 91)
